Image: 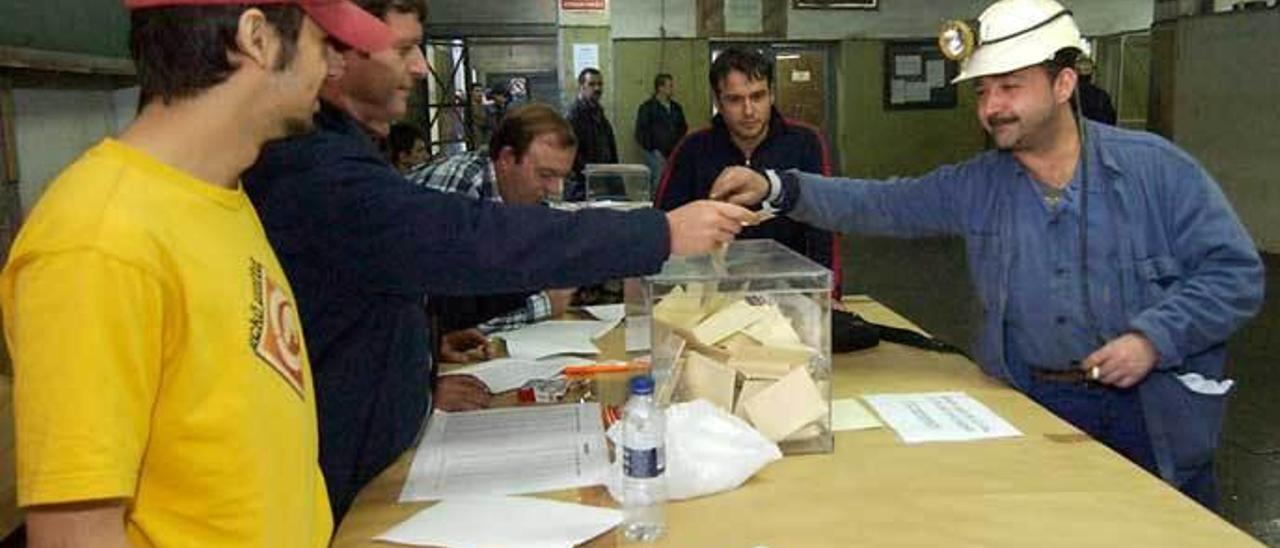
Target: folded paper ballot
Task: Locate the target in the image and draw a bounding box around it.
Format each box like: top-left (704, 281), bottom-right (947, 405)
top-left (657, 291), bottom-right (829, 445)
top-left (742, 366), bottom-right (829, 442)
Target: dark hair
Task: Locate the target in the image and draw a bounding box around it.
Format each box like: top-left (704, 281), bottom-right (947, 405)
top-left (489, 103), bottom-right (577, 163)
top-left (388, 122), bottom-right (425, 162)
top-left (709, 47), bottom-right (772, 97)
top-left (653, 73), bottom-right (673, 93)
top-left (489, 84), bottom-right (509, 98)
top-left (351, 0), bottom-right (426, 20)
top-left (577, 67), bottom-right (601, 85)
top-left (1042, 48), bottom-right (1082, 82)
top-left (130, 5), bottom-right (304, 106)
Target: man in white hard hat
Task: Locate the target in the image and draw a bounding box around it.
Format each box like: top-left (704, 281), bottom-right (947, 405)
top-left (709, 0), bottom-right (1263, 508)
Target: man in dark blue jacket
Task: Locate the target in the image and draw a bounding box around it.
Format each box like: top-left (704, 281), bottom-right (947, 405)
top-left (244, 0), bottom-right (752, 523)
top-left (656, 47), bottom-right (841, 295)
top-left (634, 73), bottom-right (688, 189)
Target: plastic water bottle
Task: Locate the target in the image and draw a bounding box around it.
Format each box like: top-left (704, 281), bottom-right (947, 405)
top-left (621, 375), bottom-right (667, 542)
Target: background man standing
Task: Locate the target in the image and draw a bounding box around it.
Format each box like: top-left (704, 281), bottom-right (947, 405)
top-left (634, 73), bottom-right (688, 190)
top-left (566, 67), bottom-right (617, 201)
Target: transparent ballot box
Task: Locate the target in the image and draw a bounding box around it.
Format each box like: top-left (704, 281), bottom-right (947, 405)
top-left (637, 239), bottom-right (833, 455)
top-left (582, 164), bottom-right (652, 202)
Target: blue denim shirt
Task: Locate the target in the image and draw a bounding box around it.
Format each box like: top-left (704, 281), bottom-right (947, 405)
top-left (781, 120), bottom-right (1264, 486)
top-left (1004, 160), bottom-right (1132, 380)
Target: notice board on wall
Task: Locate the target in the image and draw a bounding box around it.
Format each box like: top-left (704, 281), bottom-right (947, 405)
top-left (883, 40), bottom-right (958, 110)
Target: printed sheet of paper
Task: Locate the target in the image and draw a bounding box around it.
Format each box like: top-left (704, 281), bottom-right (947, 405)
top-left (496, 320), bottom-right (605, 360)
top-left (440, 356), bottom-right (590, 394)
top-left (926, 59), bottom-right (947, 87)
top-left (572, 43), bottom-right (599, 81)
top-left (400, 403), bottom-right (610, 501)
top-left (862, 392), bottom-right (1022, 444)
top-left (376, 496), bottom-right (622, 548)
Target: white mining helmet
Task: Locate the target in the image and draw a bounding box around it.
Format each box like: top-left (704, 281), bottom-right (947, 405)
top-left (938, 0), bottom-right (1090, 84)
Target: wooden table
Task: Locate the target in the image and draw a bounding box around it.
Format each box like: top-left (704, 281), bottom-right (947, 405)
top-left (333, 297), bottom-right (1261, 547)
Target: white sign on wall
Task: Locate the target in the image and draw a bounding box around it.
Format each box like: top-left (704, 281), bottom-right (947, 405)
top-left (572, 43), bottom-right (600, 80)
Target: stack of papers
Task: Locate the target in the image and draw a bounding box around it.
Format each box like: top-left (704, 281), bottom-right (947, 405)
top-left (376, 496), bottom-right (622, 548)
top-left (400, 403), bottom-right (610, 501)
top-left (861, 392), bottom-right (1022, 444)
top-left (440, 356), bottom-right (591, 393)
top-left (495, 320), bottom-right (607, 360)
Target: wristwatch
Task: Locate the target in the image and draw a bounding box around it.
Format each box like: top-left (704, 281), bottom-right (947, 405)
top-left (761, 169), bottom-right (784, 215)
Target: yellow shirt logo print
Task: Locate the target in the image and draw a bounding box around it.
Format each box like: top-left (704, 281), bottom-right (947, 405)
top-left (250, 259), bottom-right (306, 397)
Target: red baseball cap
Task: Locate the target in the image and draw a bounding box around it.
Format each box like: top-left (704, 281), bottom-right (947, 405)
top-left (122, 0), bottom-right (393, 53)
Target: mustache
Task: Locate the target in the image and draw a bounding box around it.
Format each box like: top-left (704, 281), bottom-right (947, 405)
top-left (987, 115), bottom-right (1019, 128)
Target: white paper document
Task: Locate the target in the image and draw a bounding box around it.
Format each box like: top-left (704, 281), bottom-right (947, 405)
top-left (894, 54), bottom-right (923, 76)
top-left (582, 304), bottom-right (625, 322)
top-left (376, 496), bottom-right (623, 548)
top-left (831, 398), bottom-right (883, 431)
top-left (862, 392), bottom-right (1022, 444)
top-left (571, 43), bottom-right (599, 81)
top-left (582, 305), bottom-right (626, 338)
top-left (400, 403), bottom-right (610, 501)
top-left (440, 356), bottom-right (591, 393)
top-left (496, 320), bottom-right (605, 360)
top-left (926, 59), bottom-right (947, 87)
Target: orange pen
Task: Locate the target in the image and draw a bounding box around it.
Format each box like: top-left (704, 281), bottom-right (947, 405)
top-left (561, 362), bottom-right (650, 376)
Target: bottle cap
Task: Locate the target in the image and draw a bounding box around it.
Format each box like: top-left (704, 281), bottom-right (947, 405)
top-left (629, 375), bottom-right (655, 396)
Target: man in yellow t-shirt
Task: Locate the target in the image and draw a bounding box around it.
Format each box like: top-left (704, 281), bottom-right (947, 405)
top-left (0, 1), bottom-right (390, 546)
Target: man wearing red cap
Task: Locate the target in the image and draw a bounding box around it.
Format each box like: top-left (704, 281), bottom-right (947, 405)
top-left (0, 1), bottom-right (389, 546)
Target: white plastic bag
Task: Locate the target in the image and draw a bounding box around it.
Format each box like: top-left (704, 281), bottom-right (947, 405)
top-left (606, 399), bottom-right (783, 502)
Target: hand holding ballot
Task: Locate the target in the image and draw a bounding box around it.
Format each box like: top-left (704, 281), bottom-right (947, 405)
top-left (666, 200), bottom-right (756, 256)
top-left (709, 166), bottom-right (772, 207)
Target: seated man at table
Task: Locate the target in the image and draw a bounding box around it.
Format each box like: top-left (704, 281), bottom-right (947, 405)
top-left (409, 103), bottom-right (576, 343)
top-left (710, 0), bottom-right (1263, 509)
top-left (656, 47), bottom-right (842, 296)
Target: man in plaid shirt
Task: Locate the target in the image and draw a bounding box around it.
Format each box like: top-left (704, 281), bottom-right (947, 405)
top-left (408, 103), bottom-right (577, 335)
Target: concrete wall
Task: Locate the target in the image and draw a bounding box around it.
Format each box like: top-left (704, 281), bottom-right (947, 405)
top-left (12, 85), bottom-right (126, 213)
top-left (789, 0), bottom-right (1152, 40)
top-left (612, 0), bottom-right (699, 39)
top-left (834, 40), bottom-right (986, 178)
top-left (1168, 10), bottom-right (1280, 252)
top-left (470, 41), bottom-right (559, 77)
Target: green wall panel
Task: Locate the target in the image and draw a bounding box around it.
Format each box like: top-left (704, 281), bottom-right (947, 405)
top-left (1, 0), bottom-right (130, 58)
top-left (610, 39), bottom-right (711, 166)
top-left (835, 40), bottom-right (985, 179)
